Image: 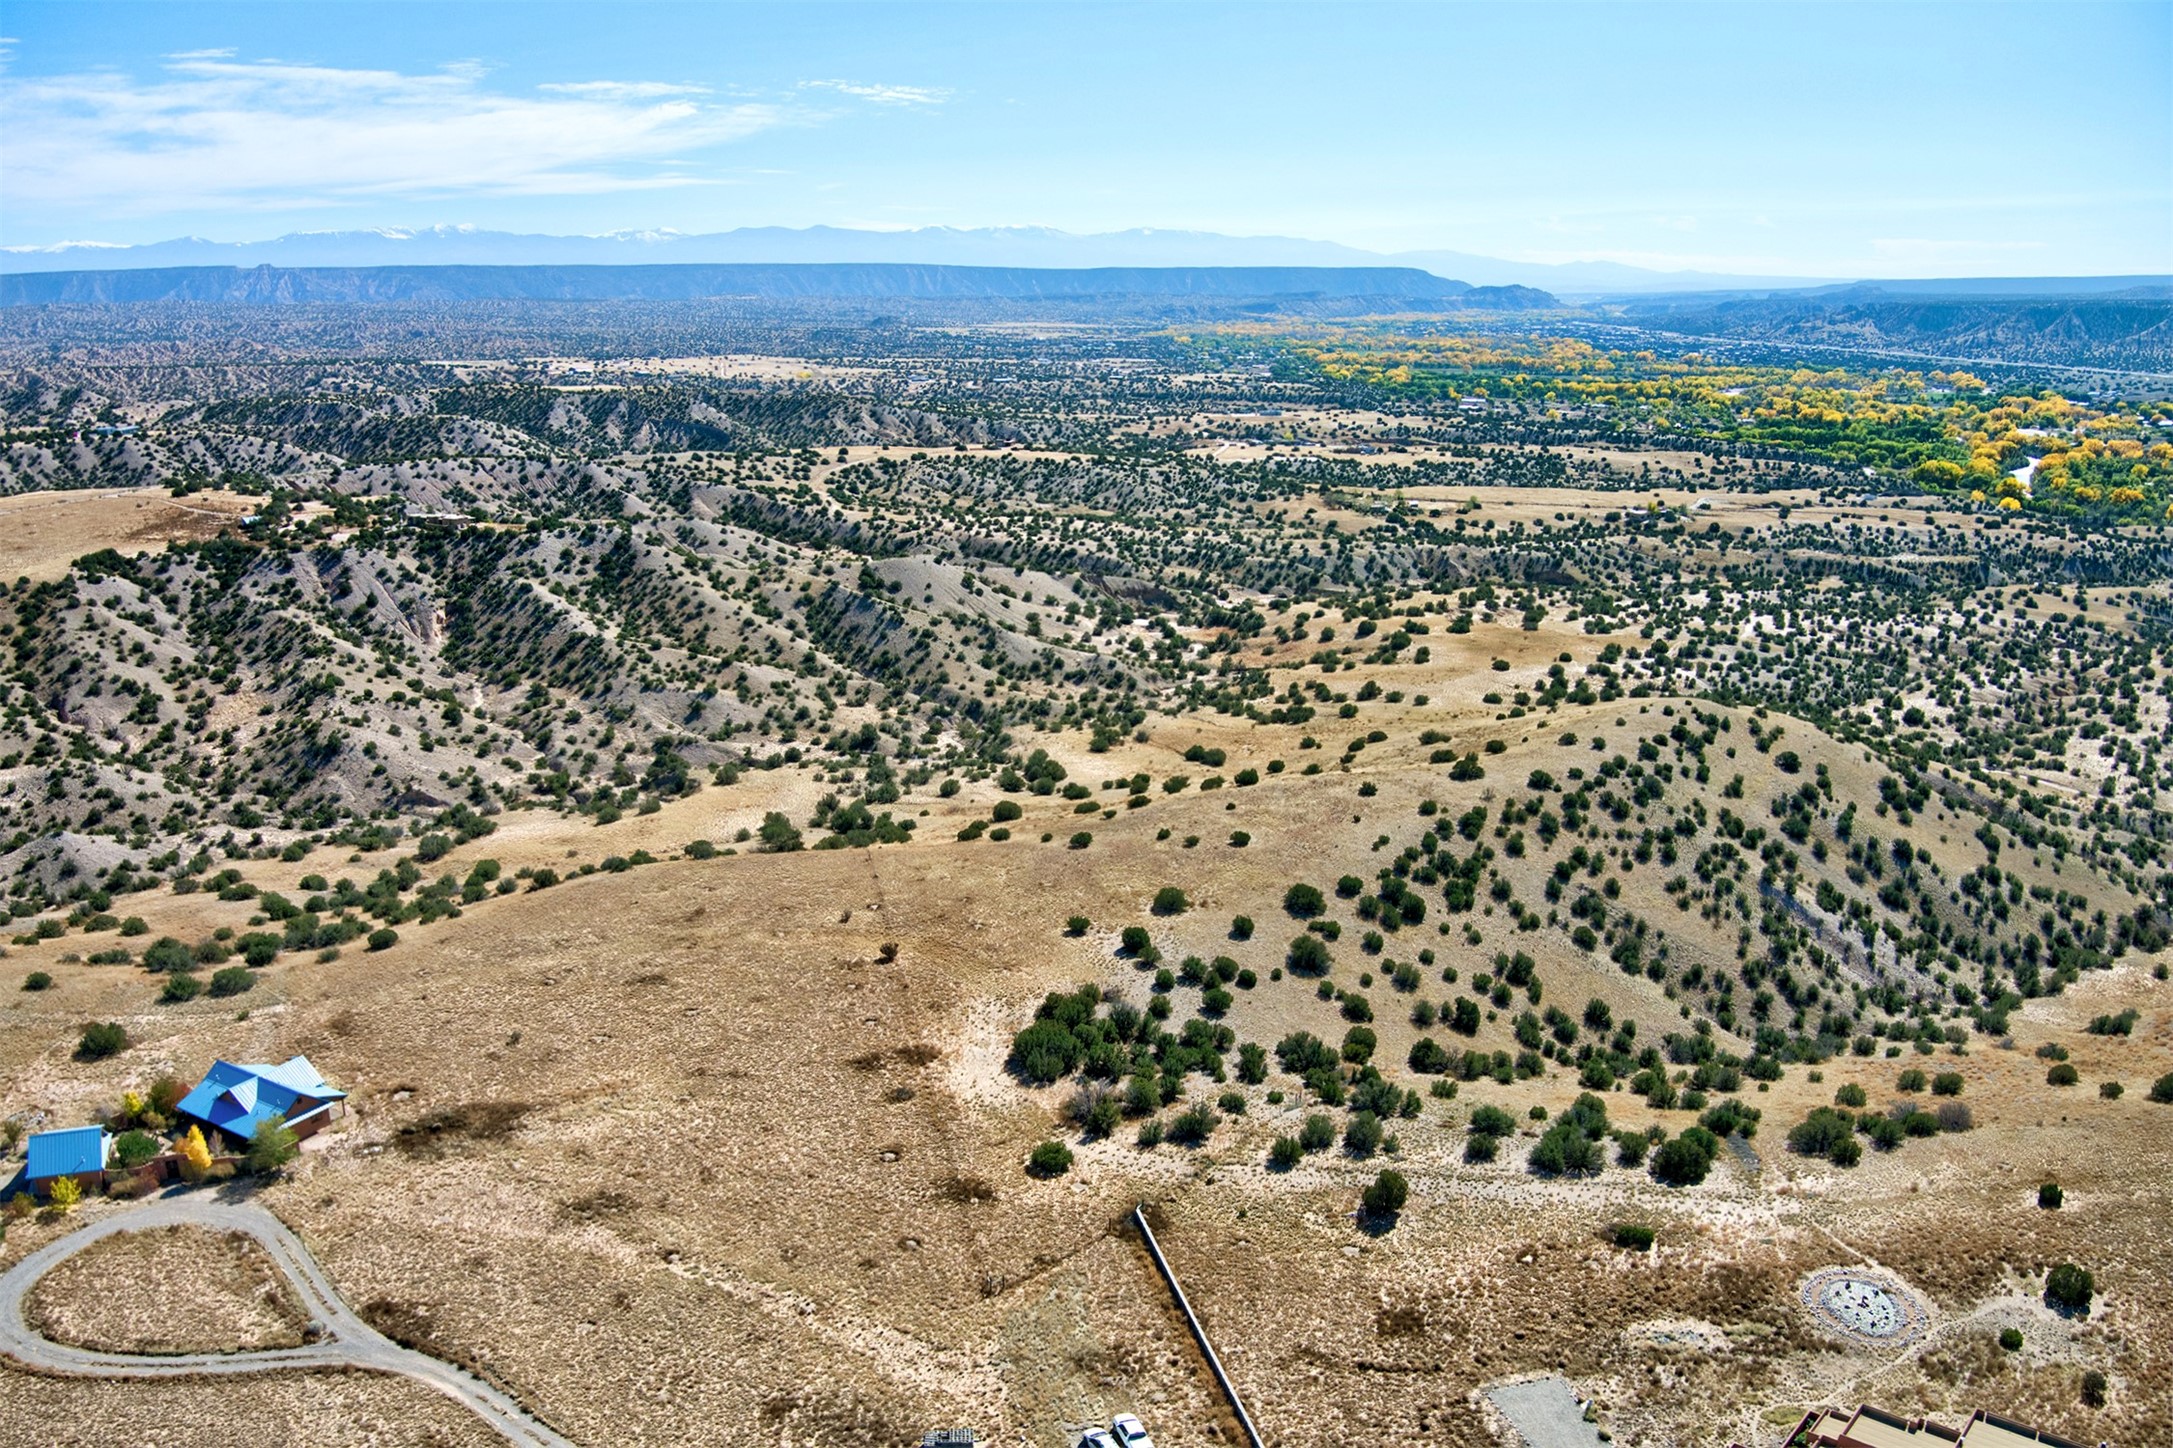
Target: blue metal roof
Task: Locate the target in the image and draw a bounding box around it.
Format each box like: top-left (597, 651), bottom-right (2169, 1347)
top-left (177, 1055), bottom-right (344, 1139)
top-left (27, 1125), bottom-right (108, 1180)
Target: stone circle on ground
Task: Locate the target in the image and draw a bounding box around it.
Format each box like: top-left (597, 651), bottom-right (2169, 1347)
top-left (1799, 1266), bottom-right (1929, 1347)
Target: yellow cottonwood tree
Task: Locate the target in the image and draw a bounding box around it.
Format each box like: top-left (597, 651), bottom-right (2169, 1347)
top-left (178, 1125), bottom-right (213, 1181)
top-left (48, 1175), bottom-right (82, 1211)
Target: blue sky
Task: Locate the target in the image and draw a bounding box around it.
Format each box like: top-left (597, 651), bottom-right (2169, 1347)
top-left (2, 1), bottom-right (2167, 275)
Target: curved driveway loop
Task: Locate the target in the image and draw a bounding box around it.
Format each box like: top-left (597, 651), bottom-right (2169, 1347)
top-left (0, 1196), bottom-right (575, 1448)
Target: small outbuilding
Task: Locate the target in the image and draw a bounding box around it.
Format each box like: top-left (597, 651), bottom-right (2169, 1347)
top-left (176, 1055), bottom-right (347, 1151)
top-left (26, 1125), bottom-right (111, 1197)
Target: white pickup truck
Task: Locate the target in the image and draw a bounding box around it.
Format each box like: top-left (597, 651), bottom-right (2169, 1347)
top-left (1110, 1414), bottom-right (1156, 1448)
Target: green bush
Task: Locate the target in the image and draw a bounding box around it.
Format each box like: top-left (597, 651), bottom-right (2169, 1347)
top-left (1027, 1140), bottom-right (1074, 1177)
top-left (208, 966), bottom-right (255, 998)
top-left (1468, 1104), bottom-right (1518, 1137)
top-left (1268, 1135), bottom-right (1303, 1170)
top-left (160, 972), bottom-right (204, 1003)
top-left (1298, 1113), bottom-right (1335, 1152)
top-left (76, 1022), bottom-right (129, 1059)
top-left (1408, 1037), bottom-right (1452, 1074)
top-left (1649, 1127), bottom-right (1721, 1187)
top-left (2149, 1072), bottom-right (2173, 1104)
top-left (1463, 1132), bottom-right (1499, 1163)
top-left (22, 971), bottom-right (51, 992)
top-left (1611, 1223), bottom-right (1655, 1251)
top-left (1283, 883), bottom-right (1324, 917)
top-left (1361, 1168), bottom-right (1408, 1218)
top-left (2038, 1181), bottom-right (2063, 1209)
top-left (140, 937), bottom-right (195, 973)
top-left (1344, 1111), bottom-right (1383, 1157)
top-left (1931, 1072), bottom-right (1964, 1097)
top-left (1786, 1107), bottom-right (1855, 1158)
top-left (992, 799), bottom-right (1023, 823)
top-left (1865, 1115), bottom-right (1906, 1151)
top-left (1834, 1082), bottom-right (1867, 1108)
top-left (1065, 916), bottom-right (1090, 936)
top-left (1170, 1103), bottom-right (1218, 1145)
top-left (1529, 1120), bottom-right (1603, 1175)
top-left (1229, 915), bottom-right (1254, 940)
top-left (1152, 887), bottom-right (1188, 915)
top-left (1998, 1327), bottom-right (2023, 1351)
top-left (2046, 1063), bottom-right (2079, 1086)
top-left (247, 1115), bottom-right (299, 1175)
top-left (1286, 934), bottom-right (1331, 975)
top-left (368, 927), bottom-right (399, 952)
top-left (112, 1130), bottom-right (160, 1168)
top-left (2044, 1262), bottom-right (2093, 1316)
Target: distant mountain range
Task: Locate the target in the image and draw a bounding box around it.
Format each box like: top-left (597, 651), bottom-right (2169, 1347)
top-left (1609, 287), bottom-right (2173, 373)
top-left (7, 223), bottom-right (2156, 299)
top-left (0, 262), bottom-right (1558, 310)
top-left (0, 224), bottom-right (1768, 293)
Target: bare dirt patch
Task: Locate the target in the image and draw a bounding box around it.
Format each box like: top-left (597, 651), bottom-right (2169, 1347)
top-left (0, 486), bottom-right (257, 584)
top-left (390, 1101), bottom-right (536, 1158)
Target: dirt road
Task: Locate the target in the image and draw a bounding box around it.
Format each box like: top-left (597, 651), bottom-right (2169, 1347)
top-left (0, 1195), bottom-right (576, 1448)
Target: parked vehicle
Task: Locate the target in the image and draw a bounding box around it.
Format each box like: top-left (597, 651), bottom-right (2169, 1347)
top-left (1111, 1414), bottom-right (1156, 1448)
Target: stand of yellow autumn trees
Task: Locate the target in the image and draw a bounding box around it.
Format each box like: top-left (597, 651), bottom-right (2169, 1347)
top-left (1194, 325), bottom-right (2173, 521)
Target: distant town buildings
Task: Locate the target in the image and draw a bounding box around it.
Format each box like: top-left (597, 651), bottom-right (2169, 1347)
top-left (1783, 1404), bottom-right (2086, 1448)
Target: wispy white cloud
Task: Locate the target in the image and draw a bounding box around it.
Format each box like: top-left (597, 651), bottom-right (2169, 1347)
top-left (1, 54), bottom-right (793, 218)
top-left (800, 79), bottom-right (951, 107)
top-left (537, 80), bottom-right (711, 100)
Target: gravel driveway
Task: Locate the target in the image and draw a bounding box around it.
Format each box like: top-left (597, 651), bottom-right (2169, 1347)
top-left (0, 1194), bottom-right (575, 1448)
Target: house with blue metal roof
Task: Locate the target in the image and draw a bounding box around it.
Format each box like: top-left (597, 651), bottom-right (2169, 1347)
top-left (26, 1125), bottom-right (110, 1196)
top-left (176, 1055), bottom-right (346, 1150)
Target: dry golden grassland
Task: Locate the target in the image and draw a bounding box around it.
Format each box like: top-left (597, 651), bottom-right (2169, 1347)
top-left (26, 1222), bottom-right (308, 1354)
top-left (4, 632), bottom-right (2169, 1446)
top-left (0, 487), bottom-right (261, 585)
top-left (4, 1361), bottom-right (507, 1447)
